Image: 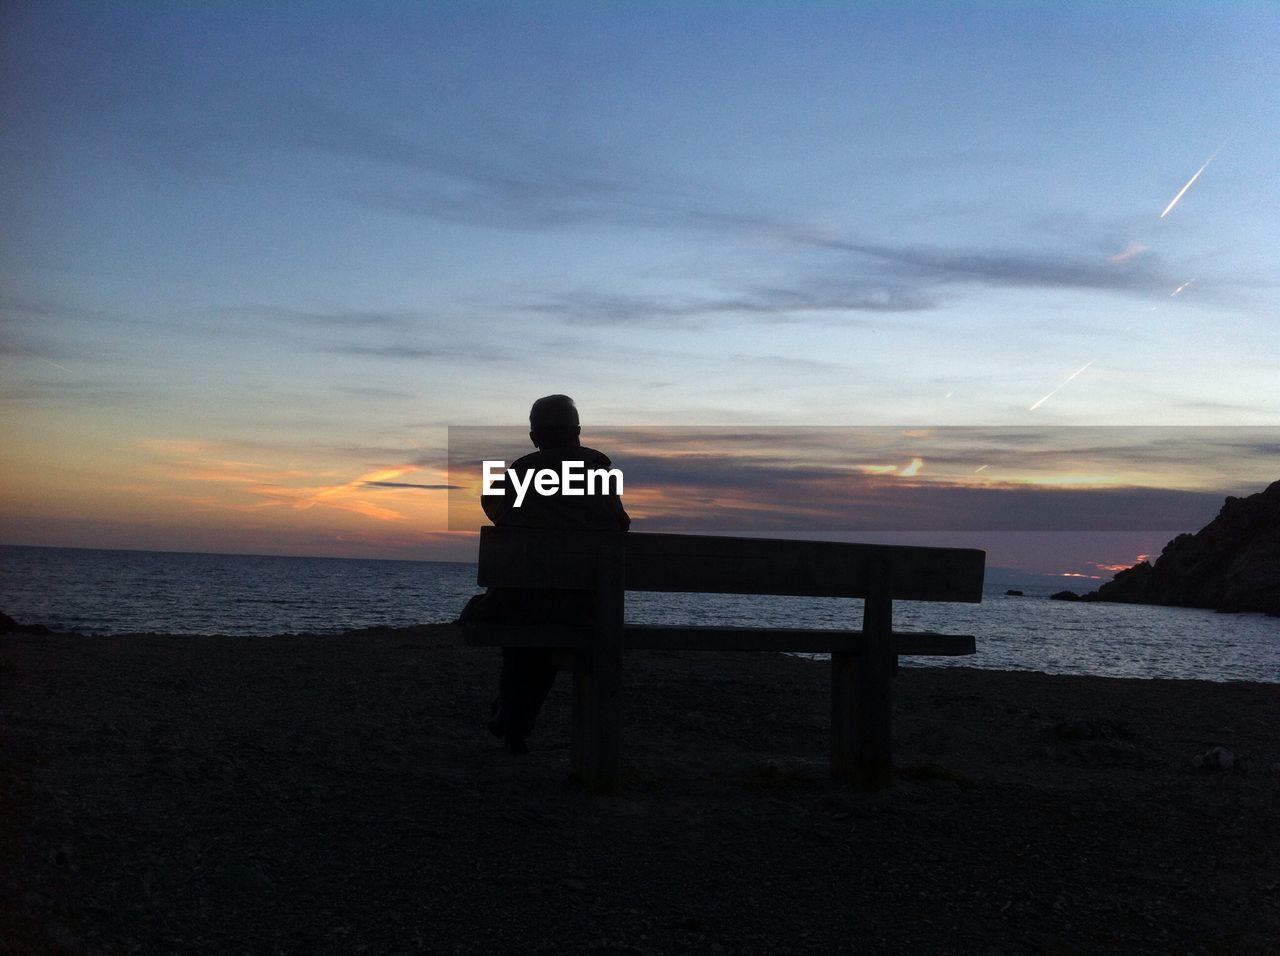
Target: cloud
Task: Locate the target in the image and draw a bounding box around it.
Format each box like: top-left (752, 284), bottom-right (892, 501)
top-left (221, 306), bottom-right (412, 330)
top-left (1109, 242), bottom-right (1148, 264)
top-left (524, 283), bottom-right (935, 328)
top-left (363, 480), bottom-right (459, 490)
top-left (138, 438), bottom-right (457, 524)
top-left (618, 457), bottom-right (1229, 533)
top-left (796, 237), bottom-right (1177, 295)
top-left (727, 354), bottom-right (847, 372)
top-left (452, 425), bottom-right (1280, 475)
top-left (14, 13), bottom-right (1260, 317)
top-left (502, 338), bottom-right (863, 378)
top-left (1172, 399), bottom-right (1274, 414)
top-left (353, 178), bottom-right (801, 238)
top-left (196, 305), bottom-right (520, 365)
top-left (1, 294), bottom-right (184, 338)
top-left (324, 342), bottom-right (520, 364)
top-left (0, 379), bottom-right (147, 405)
top-left (14, 43), bottom-right (1235, 322)
top-left (505, 221), bottom-right (1209, 330)
top-left (0, 334), bottom-right (92, 363)
top-left (105, 62), bottom-right (776, 239)
top-left (447, 424), bottom-right (1278, 533)
top-left (12, 20), bottom-right (759, 241)
top-left (332, 385), bottom-right (414, 399)
top-left (326, 344), bottom-right (443, 360)
top-left (0, 301), bottom-right (129, 366)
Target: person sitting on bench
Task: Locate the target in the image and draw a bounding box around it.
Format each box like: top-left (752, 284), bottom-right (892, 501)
top-left (459, 394), bottom-right (630, 754)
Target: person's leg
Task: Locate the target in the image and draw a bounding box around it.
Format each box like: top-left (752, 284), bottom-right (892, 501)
top-left (495, 647), bottom-right (524, 740)
top-left (497, 648), bottom-right (558, 753)
top-left (484, 589), bottom-right (581, 752)
top-left (523, 649), bottom-right (558, 734)
top-left (487, 694), bottom-right (505, 739)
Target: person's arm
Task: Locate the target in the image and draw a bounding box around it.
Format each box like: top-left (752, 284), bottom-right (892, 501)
top-left (594, 450), bottom-right (630, 531)
top-left (481, 463), bottom-right (520, 524)
top-left (481, 489), bottom-right (509, 524)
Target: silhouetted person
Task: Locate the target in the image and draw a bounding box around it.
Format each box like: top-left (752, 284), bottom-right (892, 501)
top-left (460, 395), bottom-right (629, 754)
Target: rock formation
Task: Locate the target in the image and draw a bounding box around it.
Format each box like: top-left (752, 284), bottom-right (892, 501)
top-left (1082, 479), bottom-right (1280, 616)
top-left (0, 612), bottom-right (51, 635)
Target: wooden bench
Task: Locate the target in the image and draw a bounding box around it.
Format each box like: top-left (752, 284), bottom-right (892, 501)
top-left (465, 526), bottom-right (984, 794)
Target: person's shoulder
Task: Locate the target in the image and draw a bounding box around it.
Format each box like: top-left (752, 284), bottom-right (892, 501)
top-left (576, 445), bottom-right (614, 467)
top-left (510, 448), bottom-right (552, 470)
top-left (515, 445), bottom-right (615, 468)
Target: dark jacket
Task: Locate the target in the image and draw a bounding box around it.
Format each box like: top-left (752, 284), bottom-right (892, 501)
top-left (463, 443), bottom-right (629, 626)
top-left (481, 444), bottom-right (630, 532)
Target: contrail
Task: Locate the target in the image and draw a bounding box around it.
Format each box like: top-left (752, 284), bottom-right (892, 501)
top-left (41, 358), bottom-right (72, 373)
top-left (1029, 359), bottom-right (1095, 411)
top-left (1171, 278), bottom-right (1197, 296)
top-left (1159, 147), bottom-right (1222, 218)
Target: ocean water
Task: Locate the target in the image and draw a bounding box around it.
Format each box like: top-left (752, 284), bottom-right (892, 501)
top-left (2, 545), bottom-right (1276, 683)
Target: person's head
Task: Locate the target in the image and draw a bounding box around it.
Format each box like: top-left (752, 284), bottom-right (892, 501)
top-left (529, 394), bottom-right (581, 449)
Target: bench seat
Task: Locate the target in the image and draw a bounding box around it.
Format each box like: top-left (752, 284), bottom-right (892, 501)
top-left (467, 623), bottom-right (974, 655)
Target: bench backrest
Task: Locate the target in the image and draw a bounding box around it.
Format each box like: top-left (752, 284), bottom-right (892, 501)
top-left (477, 526), bottom-right (985, 602)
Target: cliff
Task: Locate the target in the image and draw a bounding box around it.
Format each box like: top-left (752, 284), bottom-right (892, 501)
top-left (1084, 479), bottom-right (1280, 616)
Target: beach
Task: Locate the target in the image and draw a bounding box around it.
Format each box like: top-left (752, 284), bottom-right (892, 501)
top-left (2, 622), bottom-right (1277, 954)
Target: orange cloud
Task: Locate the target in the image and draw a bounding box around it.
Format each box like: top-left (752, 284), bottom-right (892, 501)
top-left (1109, 242), bottom-right (1148, 263)
top-left (141, 440), bottom-right (453, 528)
top-left (1091, 553), bottom-right (1152, 573)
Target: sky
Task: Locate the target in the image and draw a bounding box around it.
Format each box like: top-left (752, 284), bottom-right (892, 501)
top-left (2, 2), bottom-right (1277, 576)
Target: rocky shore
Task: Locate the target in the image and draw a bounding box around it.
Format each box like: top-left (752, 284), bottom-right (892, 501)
top-left (2, 622), bottom-right (1278, 954)
top-left (1063, 480), bottom-right (1280, 616)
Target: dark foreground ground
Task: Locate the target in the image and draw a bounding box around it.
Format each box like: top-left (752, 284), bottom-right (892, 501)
top-left (2, 623), bottom-right (1277, 954)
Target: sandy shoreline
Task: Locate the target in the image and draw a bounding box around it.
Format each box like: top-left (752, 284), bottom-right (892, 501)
top-left (2, 622), bottom-right (1278, 953)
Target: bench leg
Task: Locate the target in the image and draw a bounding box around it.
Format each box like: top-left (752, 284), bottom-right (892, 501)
top-left (830, 651), bottom-right (856, 781)
top-left (572, 541), bottom-right (625, 796)
top-left (832, 562), bottom-right (894, 789)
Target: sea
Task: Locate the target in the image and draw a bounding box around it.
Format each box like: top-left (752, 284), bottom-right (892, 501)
top-left (2, 545), bottom-right (1276, 683)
